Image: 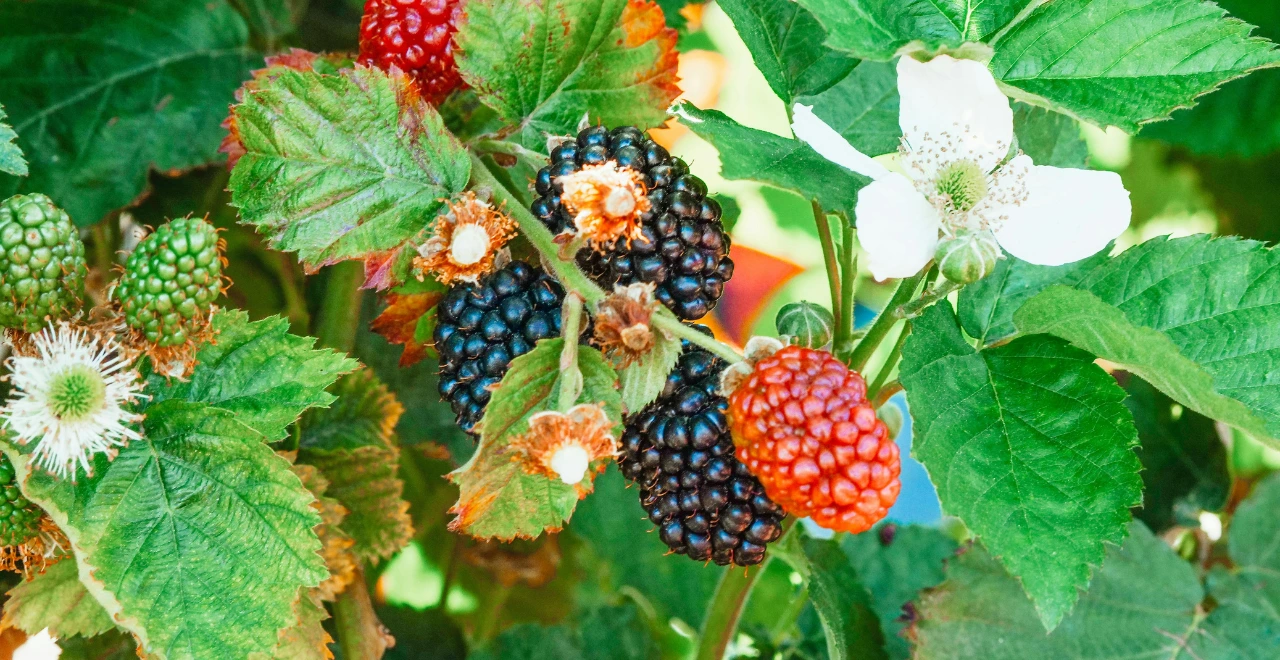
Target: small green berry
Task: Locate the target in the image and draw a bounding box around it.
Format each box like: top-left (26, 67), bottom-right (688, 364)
top-left (0, 454), bottom-right (41, 547)
top-left (0, 194), bottom-right (88, 332)
top-left (936, 231), bottom-right (1001, 285)
top-left (114, 216), bottom-right (223, 349)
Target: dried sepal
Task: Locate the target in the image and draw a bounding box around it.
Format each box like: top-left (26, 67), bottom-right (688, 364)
top-left (558, 162), bottom-right (650, 249)
top-left (413, 192), bottom-right (518, 285)
top-left (718, 335), bottom-right (784, 398)
top-left (509, 404), bottom-right (618, 487)
top-left (0, 517), bottom-right (69, 576)
top-left (594, 282), bottom-right (662, 368)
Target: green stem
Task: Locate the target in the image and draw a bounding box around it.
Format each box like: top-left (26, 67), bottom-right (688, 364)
top-left (314, 260), bottom-right (364, 353)
top-left (833, 216), bottom-right (859, 361)
top-left (895, 279), bottom-right (962, 319)
top-left (868, 322), bottom-right (910, 401)
top-left (557, 293), bottom-right (585, 410)
top-left (652, 313), bottom-right (742, 364)
top-left (846, 272), bottom-right (926, 372)
top-left (812, 201), bottom-right (842, 324)
top-left (471, 151), bottom-right (744, 364)
top-left (695, 566), bottom-right (765, 660)
top-left (333, 566), bottom-right (388, 660)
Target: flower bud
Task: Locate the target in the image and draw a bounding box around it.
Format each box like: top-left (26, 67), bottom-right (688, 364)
top-left (936, 231), bottom-right (1001, 284)
top-left (775, 301), bottom-right (835, 348)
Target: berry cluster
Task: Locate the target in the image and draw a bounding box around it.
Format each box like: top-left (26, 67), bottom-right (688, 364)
top-left (434, 260), bottom-right (568, 436)
top-left (0, 454), bottom-right (42, 548)
top-left (728, 346), bottom-right (900, 534)
top-left (115, 217), bottom-right (223, 350)
top-left (531, 125), bottom-right (733, 321)
top-left (358, 0), bottom-right (465, 104)
top-left (620, 338), bottom-right (784, 566)
top-left (0, 194), bottom-right (88, 333)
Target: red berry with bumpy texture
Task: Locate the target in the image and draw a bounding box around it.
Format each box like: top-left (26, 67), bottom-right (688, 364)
top-left (728, 346), bottom-right (900, 534)
top-left (358, 0), bottom-right (465, 104)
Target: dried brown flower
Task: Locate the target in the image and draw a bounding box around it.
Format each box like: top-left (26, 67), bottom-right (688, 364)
top-left (415, 192), bottom-right (518, 285)
top-left (509, 404), bottom-right (618, 487)
top-left (594, 282), bottom-right (662, 367)
top-left (558, 162), bottom-right (650, 249)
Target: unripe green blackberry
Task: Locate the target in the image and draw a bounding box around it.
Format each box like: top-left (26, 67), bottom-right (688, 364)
top-left (115, 216), bottom-right (224, 349)
top-left (0, 194), bottom-right (88, 332)
top-left (0, 454), bottom-right (42, 548)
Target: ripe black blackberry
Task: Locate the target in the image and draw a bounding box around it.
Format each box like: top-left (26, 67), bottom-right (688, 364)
top-left (619, 338), bottom-right (785, 566)
top-left (434, 260), bottom-right (566, 436)
top-left (530, 125), bottom-right (733, 321)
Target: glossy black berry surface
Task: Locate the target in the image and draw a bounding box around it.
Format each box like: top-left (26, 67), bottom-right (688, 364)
top-left (531, 125), bottom-right (734, 321)
top-left (434, 261), bottom-right (566, 437)
top-left (618, 337), bottom-right (785, 566)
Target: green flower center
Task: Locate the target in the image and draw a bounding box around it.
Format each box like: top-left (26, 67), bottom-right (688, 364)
top-left (935, 161), bottom-right (988, 212)
top-left (48, 365), bottom-right (107, 422)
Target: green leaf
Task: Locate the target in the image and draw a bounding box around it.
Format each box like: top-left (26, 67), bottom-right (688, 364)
top-left (455, 0), bottom-right (680, 151)
top-left (617, 324), bottom-right (681, 415)
top-left (252, 591), bottom-right (333, 660)
top-left (899, 303), bottom-right (1142, 630)
top-left (773, 532), bottom-right (888, 660)
top-left (471, 604), bottom-right (658, 660)
top-left (795, 61), bottom-right (901, 157)
top-left (448, 339), bottom-right (622, 540)
top-left (1007, 235), bottom-right (1280, 444)
top-left (569, 466), bottom-right (723, 628)
top-left (8, 401), bottom-right (328, 660)
top-left (1142, 70), bottom-right (1280, 158)
top-left (150, 310), bottom-right (358, 442)
top-left (1, 558), bottom-right (115, 640)
top-left (0, 0), bottom-right (255, 225)
top-left (300, 369), bottom-right (414, 563)
top-left (230, 66), bottom-right (471, 270)
top-left (1012, 103), bottom-right (1088, 168)
top-left (1124, 376), bottom-right (1229, 532)
top-left (989, 0), bottom-right (1280, 133)
top-left (795, 0), bottom-right (1033, 60)
top-left (0, 102), bottom-right (27, 177)
top-left (1210, 473), bottom-right (1280, 630)
top-left (912, 522), bottom-right (1217, 659)
top-left (957, 248), bottom-right (1112, 345)
top-left (842, 524), bottom-right (959, 660)
top-left (717, 0), bottom-right (857, 104)
top-left (672, 102), bottom-right (870, 216)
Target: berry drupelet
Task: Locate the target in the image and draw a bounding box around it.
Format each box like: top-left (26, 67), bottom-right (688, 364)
top-left (434, 260), bottom-right (567, 436)
top-left (358, 0), bottom-right (465, 104)
top-left (0, 454), bottom-right (42, 548)
top-left (531, 125), bottom-right (733, 321)
top-left (619, 337), bottom-right (785, 566)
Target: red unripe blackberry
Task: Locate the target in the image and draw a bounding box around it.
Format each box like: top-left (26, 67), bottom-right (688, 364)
top-left (531, 125), bottom-right (733, 321)
top-left (619, 336), bottom-right (785, 566)
top-left (358, 0), bottom-right (465, 104)
top-left (434, 260), bottom-right (567, 436)
top-left (728, 346), bottom-right (900, 534)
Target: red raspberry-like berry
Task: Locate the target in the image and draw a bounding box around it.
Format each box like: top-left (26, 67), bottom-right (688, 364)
top-left (728, 346), bottom-right (900, 534)
top-left (358, 0), bottom-right (465, 104)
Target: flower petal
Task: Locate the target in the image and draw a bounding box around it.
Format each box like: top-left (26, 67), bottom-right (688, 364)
top-left (995, 165), bottom-right (1131, 266)
top-left (792, 103), bottom-right (892, 180)
top-left (897, 55), bottom-right (1013, 172)
top-left (855, 173), bottom-right (942, 281)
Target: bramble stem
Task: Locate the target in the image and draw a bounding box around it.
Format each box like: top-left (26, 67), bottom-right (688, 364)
top-left (812, 201), bottom-right (842, 324)
top-left (895, 279), bottom-right (962, 319)
top-left (868, 322), bottom-right (911, 401)
top-left (315, 260), bottom-right (364, 353)
top-left (557, 293), bottom-right (585, 410)
top-left (846, 272), bottom-right (926, 372)
top-left (470, 151), bottom-right (745, 364)
top-left (833, 216), bottom-right (859, 361)
top-left (695, 519), bottom-right (797, 660)
top-left (333, 566), bottom-right (389, 660)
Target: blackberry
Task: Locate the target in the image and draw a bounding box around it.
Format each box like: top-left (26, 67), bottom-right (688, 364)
top-left (115, 216), bottom-right (223, 348)
top-left (434, 260), bottom-right (567, 436)
top-left (619, 339), bottom-right (785, 566)
top-left (0, 194), bottom-right (88, 333)
top-left (0, 454), bottom-right (41, 548)
top-left (531, 125), bottom-right (733, 321)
